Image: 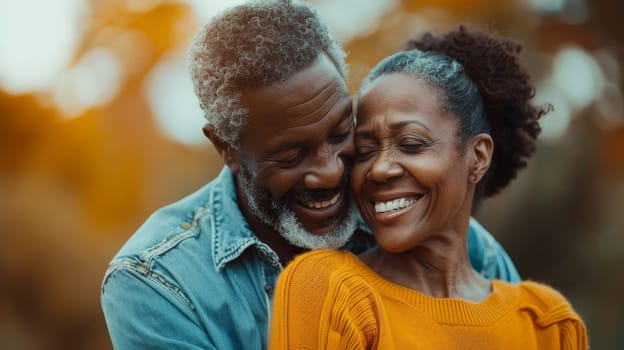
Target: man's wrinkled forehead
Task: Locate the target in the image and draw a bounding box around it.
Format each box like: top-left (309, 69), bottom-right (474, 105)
top-left (236, 49), bottom-right (347, 90)
top-left (236, 53), bottom-right (353, 152)
top-left (240, 53), bottom-right (349, 112)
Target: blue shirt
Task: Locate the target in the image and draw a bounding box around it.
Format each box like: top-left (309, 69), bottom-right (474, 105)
top-left (101, 167), bottom-right (520, 349)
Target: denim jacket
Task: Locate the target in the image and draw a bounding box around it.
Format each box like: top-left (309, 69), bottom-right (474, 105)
top-left (101, 167), bottom-right (520, 349)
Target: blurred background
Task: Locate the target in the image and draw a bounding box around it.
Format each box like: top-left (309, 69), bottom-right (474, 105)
top-left (0, 0), bottom-right (622, 348)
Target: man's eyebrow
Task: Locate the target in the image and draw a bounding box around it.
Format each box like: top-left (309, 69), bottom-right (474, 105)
top-left (267, 104), bottom-right (353, 156)
top-left (265, 141), bottom-right (306, 156)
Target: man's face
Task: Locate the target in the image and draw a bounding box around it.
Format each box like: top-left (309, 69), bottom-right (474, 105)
top-left (235, 53), bottom-right (359, 249)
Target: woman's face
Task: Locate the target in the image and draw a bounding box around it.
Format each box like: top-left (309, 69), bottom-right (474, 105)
top-left (352, 73), bottom-right (475, 253)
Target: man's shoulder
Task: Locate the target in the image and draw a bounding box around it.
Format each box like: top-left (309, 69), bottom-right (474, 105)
top-left (110, 168), bottom-right (238, 261)
top-left (112, 182), bottom-right (215, 262)
top-left (468, 217), bottom-right (521, 282)
top-left (103, 166), bottom-right (258, 290)
top-left (100, 171), bottom-right (271, 350)
top-left (101, 178), bottom-right (236, 309)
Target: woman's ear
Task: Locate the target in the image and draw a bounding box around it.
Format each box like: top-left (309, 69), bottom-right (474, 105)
top-left (203, 124), bottom-right (241, 174)
top-left (468, 133), bottom-right (493, 184)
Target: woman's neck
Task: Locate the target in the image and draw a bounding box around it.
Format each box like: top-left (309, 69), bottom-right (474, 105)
top-left (359, 233), bottom-right (491, 302)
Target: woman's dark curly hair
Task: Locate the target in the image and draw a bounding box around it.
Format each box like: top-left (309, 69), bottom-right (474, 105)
top-left (360, 25), bottom-right (551, 205)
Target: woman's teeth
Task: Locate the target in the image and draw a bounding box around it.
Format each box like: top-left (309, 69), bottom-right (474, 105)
top-left (374, 198), bottom-right (416, 213)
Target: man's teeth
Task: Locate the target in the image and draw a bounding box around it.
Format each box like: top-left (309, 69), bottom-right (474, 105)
top-left (374, 198), bottom-right (415, 213)
top-left (305, 193), bottom-right (340, 209)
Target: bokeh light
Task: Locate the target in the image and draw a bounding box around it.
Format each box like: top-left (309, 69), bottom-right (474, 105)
top-left (145, 54), bottom-right (206, 146)
top-left (0, 0), bottom-right (88, 93)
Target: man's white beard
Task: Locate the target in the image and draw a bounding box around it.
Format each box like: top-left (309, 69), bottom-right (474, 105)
top-left (239, 168), bottom-right (358, 250)
top-left (274, 200), bottom-right (358, 249)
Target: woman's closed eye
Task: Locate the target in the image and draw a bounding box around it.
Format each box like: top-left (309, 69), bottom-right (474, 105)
top-left (399, 137), bottom-right (436, 153)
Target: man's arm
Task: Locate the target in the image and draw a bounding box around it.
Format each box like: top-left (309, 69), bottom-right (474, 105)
top-left (101, 264), bottom-right (216, 349)
top-left (467, 217), bottom-right (521, 283)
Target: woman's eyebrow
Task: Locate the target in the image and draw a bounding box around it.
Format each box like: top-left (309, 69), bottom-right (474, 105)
top-left (355, 129), bottom-right (375, 140)
top-left (388, 120), bottom-right (431, 132)
top-left (356, 120), bottom-right (431, 139)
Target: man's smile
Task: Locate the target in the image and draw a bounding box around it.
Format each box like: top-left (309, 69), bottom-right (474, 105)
top-left (292, 188), bottom-right (348, 223)
top-left (302, 192), bottom-right (341, 209)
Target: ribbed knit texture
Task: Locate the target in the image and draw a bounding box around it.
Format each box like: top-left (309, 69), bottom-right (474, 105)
top-left (269, 250), bottom-right (587, 349)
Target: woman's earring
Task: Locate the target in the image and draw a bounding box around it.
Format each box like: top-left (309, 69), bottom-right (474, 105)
top-left (469, 173), bottom-right (478, 183)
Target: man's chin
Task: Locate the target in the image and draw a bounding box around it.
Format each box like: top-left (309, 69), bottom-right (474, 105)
top-left (299, 219), bottom-right (344, 237)
top-left (277, 201), bottom-right (359, 250)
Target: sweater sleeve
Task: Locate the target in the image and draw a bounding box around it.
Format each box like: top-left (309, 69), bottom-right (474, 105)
top-left (269, 251), bottom-right (378, 350)
top-left (559, 318), bottom-right (588, 350)
top-left (519, 281), bottom-right (588, 350)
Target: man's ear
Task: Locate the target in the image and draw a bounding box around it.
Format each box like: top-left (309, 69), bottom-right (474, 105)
top-left (468, 133), bottom-right (493, 183)
top-left (203, 124), bottom-right (241, 174)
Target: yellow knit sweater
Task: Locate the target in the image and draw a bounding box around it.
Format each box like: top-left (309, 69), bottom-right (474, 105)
top-left (269, 250), bottom-right (587, 349)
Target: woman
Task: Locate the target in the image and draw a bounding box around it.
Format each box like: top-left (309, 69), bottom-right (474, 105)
top-left (269, 26), bottom-right (587, 349)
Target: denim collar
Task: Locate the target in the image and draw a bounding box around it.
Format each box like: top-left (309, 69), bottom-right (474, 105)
top-left (205, 167), bottom-right (278, 271)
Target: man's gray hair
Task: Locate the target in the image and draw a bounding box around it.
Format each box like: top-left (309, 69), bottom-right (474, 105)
top-left (187, 0), bottom-right (348, 148)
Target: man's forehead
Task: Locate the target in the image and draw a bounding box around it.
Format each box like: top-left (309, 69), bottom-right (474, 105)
top-left (243, 54), bottom-right (347, 98)
top-left (241, 54), bottom-right (350, 122)
top-left (247, 105), bottom-right (353, 157)
top-left (237, 54), bottom-right (353, 150)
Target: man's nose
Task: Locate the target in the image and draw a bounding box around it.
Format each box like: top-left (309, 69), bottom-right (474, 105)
top-left (303, 145), bottom-right (345, 189)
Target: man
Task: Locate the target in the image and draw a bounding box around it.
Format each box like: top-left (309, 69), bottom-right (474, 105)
top-left (101, 1), bottom-right (520, 349)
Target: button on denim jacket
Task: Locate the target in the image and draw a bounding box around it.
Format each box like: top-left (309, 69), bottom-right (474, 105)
top-left (101, 167), bottom-right (520, 349)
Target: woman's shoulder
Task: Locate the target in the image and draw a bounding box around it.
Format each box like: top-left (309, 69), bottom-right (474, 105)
top-left (283, 249), bottom-right (357, 277)
top-left (513, 281), bottom-right (588, 348)
top-left (515, 280), bottom-right (583, 325)
top-left (278, 250), bottom-right (368, 293)
top-left (275, 250), bottom-right (373, 312)
top-left (517, 281), bottom-right (571, 307)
